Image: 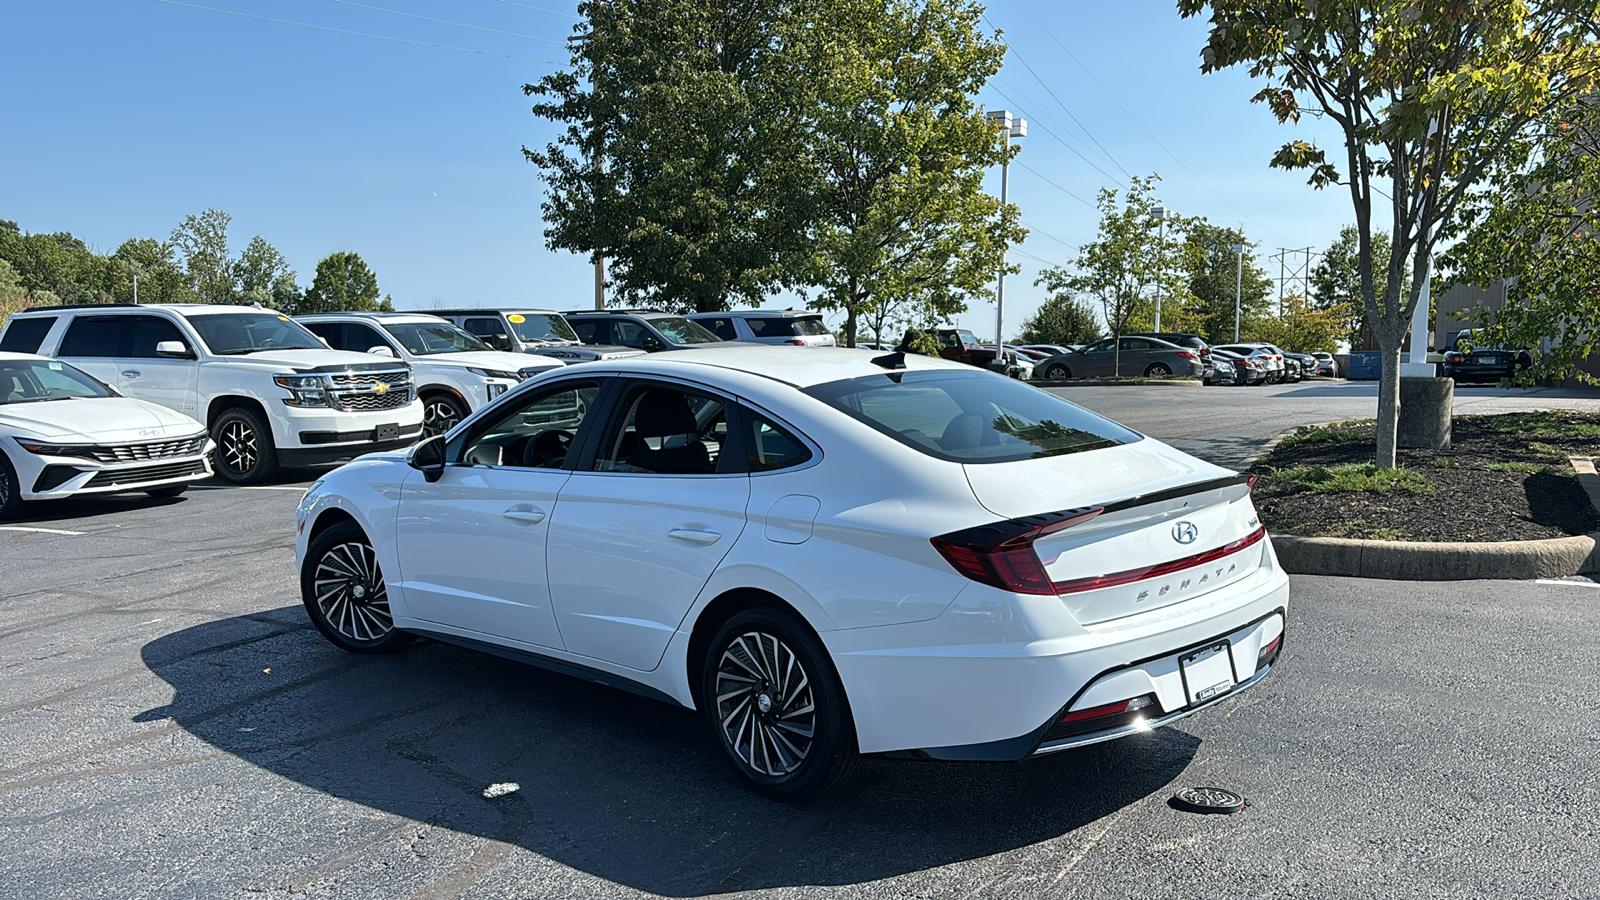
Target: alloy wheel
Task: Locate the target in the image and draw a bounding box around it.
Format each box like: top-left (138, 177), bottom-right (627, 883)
top-left (312, 541), bottom-right (394, 642)
top-left (423, 398), bottom-right (462, 438)
top-left (714, 631), bottom-right (817, 777)
top-left (220, 420), bottom-right (258, 474)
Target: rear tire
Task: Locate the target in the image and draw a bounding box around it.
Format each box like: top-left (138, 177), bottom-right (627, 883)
top-left (0, 452), bottom-right (22, 520)
top-left (145, 484), bottom-right (188, 499)
top-left (301, 520), bottom-right (415, 654)
top-left (1144, 363), bottom-right (1172, 377)
top-left (212, 406), bottom-right (279, 485)
top-left (701, 606), bottom-right (860, 801)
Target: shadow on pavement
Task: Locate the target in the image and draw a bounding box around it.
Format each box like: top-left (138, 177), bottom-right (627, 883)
top-left (138, 609), bottom-right (1200, 896)
top-left (5, 491), bottom-right (190, 524)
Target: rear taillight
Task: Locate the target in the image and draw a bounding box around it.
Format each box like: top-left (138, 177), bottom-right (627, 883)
top-left (785, 338), bottom-right (805, 346)
top-left (1444, 351), bottom-right (1463, 363)
top-left (1257, 634), bottom-right (1283, 667)
top-left (1177, 350), bottom-right (1198, 361)
top-left (1059, 694), bottom-right (1154, 725)
top-left (1246, 473), bottom-right (1260, 491)
top-left (931, 507), bottom-right (1104, 595)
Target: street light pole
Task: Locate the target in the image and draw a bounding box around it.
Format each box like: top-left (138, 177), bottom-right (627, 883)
top-left (1151, 207), bottom-right (1176, 332)
top-left (985, 110), bottom-right (1026, 350)
top-left (1232, 243), bottom-right (1245, 343)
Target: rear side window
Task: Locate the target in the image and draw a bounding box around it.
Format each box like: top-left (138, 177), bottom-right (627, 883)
top-left (742, 411), bottom-right (813, 472)
top-left (59, 316), bottom-right (129, 357)
top-left (805, 370), bottom-right (1141, 463)
top-left (746, 318), bottom-right (792, 339)
top-left (0, 316), bottom-right (56, 354)
top-left (700, 317), bottom-right (738, 341)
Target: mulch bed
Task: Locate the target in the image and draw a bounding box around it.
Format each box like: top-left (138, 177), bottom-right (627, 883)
top-left (1249, 413), bottom-right (1600, 542)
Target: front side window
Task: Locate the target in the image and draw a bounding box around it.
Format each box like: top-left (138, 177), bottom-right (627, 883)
top-left (456, 380), bottom-right (601, 469)
top-left (60, 316), bottom-right (128, 357)
top-left (186, 313), bottom-right (324, 355)
top-left (805, 370), bottom-right (1141, 463)
top-left (612, 320), bottom-right (646, 347)
top-left (127, 316), bottom-right (187, 358)
top-left (0, 358), bottom-right (114, 404)
top-left (383, 322), bottom-right (489, 355)
top-left (1084, 339), bottom-right (1114, 354)
top-left (570, 319), bottom-right (607, 344)
top-left (595, 383), bottom-right (730, 475)
top-left (649, 317), bottom-right (722, 344)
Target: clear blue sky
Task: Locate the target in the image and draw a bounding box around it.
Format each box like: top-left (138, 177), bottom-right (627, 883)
top-left (0, 0), bottom-right (1353, 337)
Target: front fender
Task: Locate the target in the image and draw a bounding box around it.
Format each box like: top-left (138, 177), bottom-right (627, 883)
top-left (295, 457), bottom-right (411, 615)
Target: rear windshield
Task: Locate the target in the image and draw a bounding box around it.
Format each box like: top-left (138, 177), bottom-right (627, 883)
top-left (0, 316), bottom-right (55, 354)
top-left (805, 370), bottom-right (1141, 463)
top-left (747, 316), bottom-right (832, 339)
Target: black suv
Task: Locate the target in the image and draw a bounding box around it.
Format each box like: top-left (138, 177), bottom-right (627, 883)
top-left (562, 309), bottom-right (729, 352)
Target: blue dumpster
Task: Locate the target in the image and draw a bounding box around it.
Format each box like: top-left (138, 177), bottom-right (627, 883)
top-left (1346, 351), bottom-right (1383, 380)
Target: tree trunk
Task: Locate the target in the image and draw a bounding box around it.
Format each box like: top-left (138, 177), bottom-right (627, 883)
top-left (1375, 341), bottom-right (1403, 468)
top-left (844, 307), bottom-right (858, 349)
top-left (1112, 328), bottom-right (1122, 378)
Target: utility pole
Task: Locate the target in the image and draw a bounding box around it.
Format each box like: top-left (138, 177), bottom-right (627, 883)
top-left (1151, 207), bottom-right (1177, 332)
top-left (133, 274), bottom-right (139, 305)
top-left (1232, 244), bottom-right (1245, 343)
top-left (985, 110), bottom-right (1026, 349)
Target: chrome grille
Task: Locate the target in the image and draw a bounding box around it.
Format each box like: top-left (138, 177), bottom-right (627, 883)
top-left (325, 368), bottom-right (414, 412)
top-left (337, 390), bottom-right (413, 412)
top-left (76, 436), bottom-right (209, 464)
top-left (329, 371), bottom-right (409, 388)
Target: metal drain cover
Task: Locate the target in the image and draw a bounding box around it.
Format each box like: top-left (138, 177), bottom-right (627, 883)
top-left (1169, 787), bottom-right (1246, 814)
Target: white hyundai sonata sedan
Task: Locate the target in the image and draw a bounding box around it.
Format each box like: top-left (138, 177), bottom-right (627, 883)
top-left (0, 352), bottom-right (212, 517)
top-left (295, 346), bottom-right (1289, 798)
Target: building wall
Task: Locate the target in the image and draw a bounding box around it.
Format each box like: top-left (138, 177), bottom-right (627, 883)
top-left (1434, 280), bottom-right (1509, 349)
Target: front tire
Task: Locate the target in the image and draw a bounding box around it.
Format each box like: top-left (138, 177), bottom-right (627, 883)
top-left (422, 392), bottom-right (469, 439)
top-left (1044, 363), bottom-right (1071, 380)
top-left (212, 406), bottom-right (279, 485)
top-left (0, 452), bottom-right (22, 520)
top-left (301, 521), bottom-right (415, 654)
top-left (702, 607), bottom-right (859, 800)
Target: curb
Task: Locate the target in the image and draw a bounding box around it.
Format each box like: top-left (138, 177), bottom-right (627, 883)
top-left (1263, 447), bottom-right (1600, 581)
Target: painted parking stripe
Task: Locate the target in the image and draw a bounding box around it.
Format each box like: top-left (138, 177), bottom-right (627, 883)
top-left (190, 485), bottom-right (310, 492)
top-left (0, 526), bottom-right (87, 536)
top-left (1535, 578), bottom-right (1600, 588)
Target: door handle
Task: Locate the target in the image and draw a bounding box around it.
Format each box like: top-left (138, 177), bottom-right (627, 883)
top-left (121, 370), bottom-right (141, 378)
top-left (668, 527), bottom-right (722, 546)
top-left (502, 508), bottom-right (546, 525)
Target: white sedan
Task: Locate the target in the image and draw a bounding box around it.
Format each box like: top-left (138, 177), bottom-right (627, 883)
top-left (295, 346), bottom-right (1289, 798)
top-left (0, 352), bottom-right (212, 517)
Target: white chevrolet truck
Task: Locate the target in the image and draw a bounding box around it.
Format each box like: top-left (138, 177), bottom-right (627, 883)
top-left (0, 304), bottom-right (424, 484)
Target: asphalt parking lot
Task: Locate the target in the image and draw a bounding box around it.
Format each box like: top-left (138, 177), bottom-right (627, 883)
top-left (3, 382), bottom-right (1598, 899)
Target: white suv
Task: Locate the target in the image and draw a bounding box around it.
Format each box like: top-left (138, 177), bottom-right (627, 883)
top-left (297, 312), bottom-right (564, 437)
top-left (0, 304), bottom-right (424, 484)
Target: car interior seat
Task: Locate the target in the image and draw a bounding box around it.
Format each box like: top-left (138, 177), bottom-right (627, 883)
top-left (624, 390), bottom-right (713, 475)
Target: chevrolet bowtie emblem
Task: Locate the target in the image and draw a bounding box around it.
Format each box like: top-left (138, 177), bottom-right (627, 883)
top-left (373, 382), bottom-right (389, 393)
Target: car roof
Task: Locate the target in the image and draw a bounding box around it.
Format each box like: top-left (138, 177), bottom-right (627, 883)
top-left (570, 344), bottom-right (976, 390)
top-left (563, 308), bottom-right (671, 317)
top-left (686, 309), bottom-right (822, 319)
top-left (297, 312), bottom-right (448, 323)
top-left (429, 308), bottom-right (564, 316)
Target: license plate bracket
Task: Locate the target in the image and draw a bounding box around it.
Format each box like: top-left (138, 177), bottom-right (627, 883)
top-left (1180, 641), bottom-right (1236, 706)
top-left (373, 423), bottom-right (400, 442)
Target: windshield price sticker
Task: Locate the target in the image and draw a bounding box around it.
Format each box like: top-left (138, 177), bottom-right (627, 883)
top-left (508, 314), bottom-right (526, 324)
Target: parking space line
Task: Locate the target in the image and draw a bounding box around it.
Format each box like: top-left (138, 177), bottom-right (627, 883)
top-left (1535, 578), bottom-right (1600, 588)
top-left (190, 485), bottom-right (310, 492)
top-left (0, 526), bottom-right (87, 536)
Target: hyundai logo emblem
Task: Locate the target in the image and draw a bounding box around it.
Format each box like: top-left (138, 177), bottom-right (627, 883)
top-left (1172, 521), bottom-right (1199, 544)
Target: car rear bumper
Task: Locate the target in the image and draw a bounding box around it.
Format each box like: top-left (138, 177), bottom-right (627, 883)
top-left (827, 545), bottom-right (1291, 755)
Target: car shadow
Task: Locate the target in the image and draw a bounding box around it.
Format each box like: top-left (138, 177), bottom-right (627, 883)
top-left (138, 610), bottom-right (1201, 896)
top-left (5, 490), bottom-right (190, 524)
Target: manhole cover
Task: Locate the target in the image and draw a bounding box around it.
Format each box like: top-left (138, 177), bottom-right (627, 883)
top-left (1169, 787), bottom-right (1246, 814)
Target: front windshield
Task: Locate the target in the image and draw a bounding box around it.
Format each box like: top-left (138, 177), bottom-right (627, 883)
top-left (507, 313), bottom-right (579, 344)
top-left (652, 316), bottom-right (723, 344)
top-left (384, 322), bottom-right (492, 355)
top-left (188, 313), bottom-right (324, 355)
top-left (0, 358), bottom-right (114, 404)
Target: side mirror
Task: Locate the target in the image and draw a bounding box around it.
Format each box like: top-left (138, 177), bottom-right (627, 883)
top-left (155, 340), bottom-right (195, 359)
top-left (367, 345), bottom-right (397, 358)
top-left (641, 335), bottom-right (663, 352)
top-left (408, 435), bottom-right (447, 483)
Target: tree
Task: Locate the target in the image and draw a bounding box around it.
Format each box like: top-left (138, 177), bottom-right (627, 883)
top-left (1041, 176), bottom-right (1191, 376)
top-left (170, 209), bottom-right (235, 304)
top-left (300, 252), bottom-right (393, 314)
top-left (525, 0), bottom-right (811, 312)
top-left (112, 237), bottom-right (193, 304)
top-left (1248, 291), bottom-right (1346, 352)
top-left (1182, 223), bottom-right (1272, 344)
top-left (1180, 0), bottom-right (1600, 467)
top-left (1311, 225), bottom-right (1408, 349)
top-left (1444, 95), bottom-right (1600, 383)
top-left (1018, 287), bottom-right (1102, 346)
top-left (232, 236), bottom-right (301, 309)
top-left (791, 0), bottom-right (1023, 347)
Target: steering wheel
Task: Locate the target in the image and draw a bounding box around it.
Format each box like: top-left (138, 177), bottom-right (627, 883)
top-left (522, 429), bottom-right (574, 468)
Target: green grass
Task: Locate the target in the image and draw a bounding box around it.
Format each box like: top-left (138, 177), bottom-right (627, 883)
top-left (1276, 420), bottom-right (1375, 449)
top-left (1487, 461), bottom-right (1547, 474)
top-left (1429, 457), bottom-right (1457, 468)
top-left (1465, 411), bottom-right (1600, 439)
top-left (1266, 463), bottom-right (1435, 495)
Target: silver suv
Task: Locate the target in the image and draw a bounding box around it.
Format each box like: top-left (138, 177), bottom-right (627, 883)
top-left (686, 310), bottom-right (837, 346)
top-left (430, 308), bottom-right (642, 362)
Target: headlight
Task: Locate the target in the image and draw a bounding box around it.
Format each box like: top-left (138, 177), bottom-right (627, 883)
top-left (14, 439), bottom-right (89, 456)
top-left (274, 373), bottom-right (330, 407)
top-left (467, 367), bottom-right (520, 381)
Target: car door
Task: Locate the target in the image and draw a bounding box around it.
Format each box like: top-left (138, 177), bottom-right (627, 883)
top-left (1078, 338), bottom-right (1115, 377)
top-left (391, 377), bottom-right (609, 650)
top-left (545, 378), bottom-right (750, 671)
top-left (116, 315), bottom-right (200, 415)
top-left (55, 314), bottom-right (132, 393)
top-left (1119, 337), bottom-right (1158, 374)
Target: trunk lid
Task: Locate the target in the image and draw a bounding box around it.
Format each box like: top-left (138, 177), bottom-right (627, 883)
top-left (962, 440), bottom-right (1267, 624)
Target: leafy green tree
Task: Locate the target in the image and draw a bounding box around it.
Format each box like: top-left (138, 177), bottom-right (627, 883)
top-left (232, 236), bottom-right (302, 309)
top-left (791, 0), bottom-right (1023, 347)
top-left (1018, 287), bottom-right (1101, 346)
top-left (300, 252), bottom-right (393, 314)
top-left (525, 0), bottom-right (809, 312)
top-left (1181, 223), bottom-right (1272, 344)
top-left (112, 238), bottom-right (193, 304)
top-left (1247, 292), bottom-right (1345, 352)
top-left (1179, 0), bottom-right (1600, 466)
top-left (170, 209), bottom-right (236, 304)
top-left (1041, 176), bottom-right (1191, 376)
top-left (1444, 95), bottom-right (1600, 384)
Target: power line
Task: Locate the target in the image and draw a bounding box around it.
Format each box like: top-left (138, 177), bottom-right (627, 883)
top-left (983, 12), bottom-right (1133, 183)
top-left (491, 0), bottom-right (580, 19)
top-left (327, 0), bottom-right (564, 44)
top-left (1014, 160), bottom-right (1097, 210)
top-left (152, 0), bottom-right (567, 63)
top-left (1013, 248), bottom-right (1067, 269)
top-left (987, 80), bottom-right (1126, 189)
top-left (1012, 0), bottom-right (1267, 231)
top-left (1020, 221), bottom-right (1076, 251)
